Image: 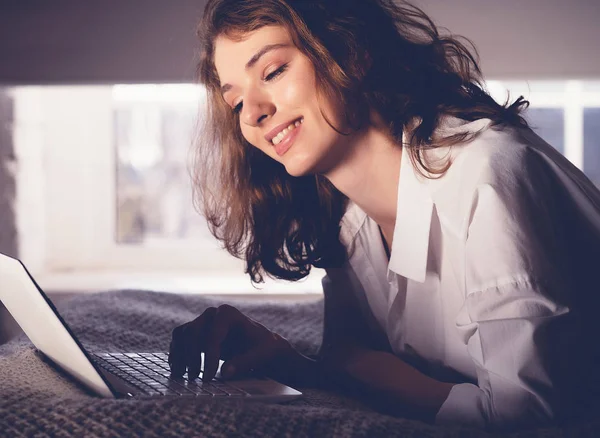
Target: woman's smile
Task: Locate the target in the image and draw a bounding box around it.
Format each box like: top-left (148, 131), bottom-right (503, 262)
top-left (273, 118), bottom-right (303, 156)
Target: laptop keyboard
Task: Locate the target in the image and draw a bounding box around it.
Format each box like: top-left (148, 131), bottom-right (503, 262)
top-left (91, 352), bottom-right (250, 397)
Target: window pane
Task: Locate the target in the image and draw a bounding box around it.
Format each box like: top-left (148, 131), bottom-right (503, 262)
top-left (114, 85), bottom-right (211, 244)
top-left (584, 108), bottom-right (600, 188)
top-left (523, 108), bottom-right (565, 154)
top-left (500, 80), bottom-right (565, 95)
top-left (486, 80), bottom-right (565, 104)
top-left (583, 81), bottom-right (600, 92)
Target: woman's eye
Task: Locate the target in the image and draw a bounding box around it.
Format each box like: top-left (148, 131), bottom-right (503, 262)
top-left (231, 64), bottom-right (288, 115)
top-left (264, 64), bottom-right (288, 82)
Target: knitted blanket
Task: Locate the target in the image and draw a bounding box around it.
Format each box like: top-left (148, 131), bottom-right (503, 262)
top-left (0, 290), bottom-right (597, 437)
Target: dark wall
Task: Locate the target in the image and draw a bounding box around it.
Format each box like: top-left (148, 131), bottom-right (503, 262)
top-left (0, 0), bottom-right (206, 84)
top-left (0, 0), bottom-right (599, 84)
top-left (417, 0), bottom-right (600, 79)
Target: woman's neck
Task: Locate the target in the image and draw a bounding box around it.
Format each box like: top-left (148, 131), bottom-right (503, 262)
top-left (322, 114), bottom-right (402, 237)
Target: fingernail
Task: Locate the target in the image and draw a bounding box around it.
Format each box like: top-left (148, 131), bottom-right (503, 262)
top-left (222, 363), bottom-right (235, 378)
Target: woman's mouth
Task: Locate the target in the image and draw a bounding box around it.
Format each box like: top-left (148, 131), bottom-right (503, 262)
top-left (271, 118), bottom-right (303, 146)
top-left (272, 118), bottom-right (303, 156)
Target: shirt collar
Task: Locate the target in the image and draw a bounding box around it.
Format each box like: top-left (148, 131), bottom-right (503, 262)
top-left (387, 144), bottom-right (434, 283)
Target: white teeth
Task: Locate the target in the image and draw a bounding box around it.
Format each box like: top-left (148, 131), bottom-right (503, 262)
top-left (271, 118), bottom-right (303, 145)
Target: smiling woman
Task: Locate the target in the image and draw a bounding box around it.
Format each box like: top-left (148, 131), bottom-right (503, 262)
top-left (193, 0), bottom-right (527, 283)
top-left (175, 0), bottom-right (600, 431)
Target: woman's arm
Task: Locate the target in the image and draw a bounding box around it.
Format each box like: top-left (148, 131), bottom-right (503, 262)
top-left (322, 345), bottom-right (454, 421)
top-left (271, 330), bottom-right (453, 422)
top-left (264, 268), bottom-right (373, 388)
top-left (433, 153), bottom-right (585, 430)
top-left (270, 267), bottom-right (452, 422)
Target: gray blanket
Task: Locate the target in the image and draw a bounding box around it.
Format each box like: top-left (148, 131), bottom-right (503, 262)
top-left (0, 290), bottom-right (596, 437)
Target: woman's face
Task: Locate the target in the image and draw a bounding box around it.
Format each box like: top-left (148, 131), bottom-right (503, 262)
top-left (214, 25), bottom-right (351, 177)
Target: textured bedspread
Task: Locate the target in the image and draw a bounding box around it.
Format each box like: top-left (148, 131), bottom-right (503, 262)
top-left (0, 290), bottom-right (598, 437)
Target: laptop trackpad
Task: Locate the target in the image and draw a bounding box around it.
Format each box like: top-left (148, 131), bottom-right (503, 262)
top-left (230, 377), bottom-right (302, 399)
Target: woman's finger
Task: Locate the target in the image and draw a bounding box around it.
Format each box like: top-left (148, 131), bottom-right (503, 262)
top-left (184, 308), bottom-right (215, 379)
top-left (169, 307), bottom-right (216, 379)
top-left (202, 304), bottom-right (243, 381)
top-left (168, 323), bottom-right (188, 377)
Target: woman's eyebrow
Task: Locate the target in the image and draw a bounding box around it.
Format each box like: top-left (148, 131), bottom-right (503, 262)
top-left (220, 43), bottom-right (291, 96)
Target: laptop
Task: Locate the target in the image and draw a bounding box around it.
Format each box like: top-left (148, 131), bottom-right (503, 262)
top-left (0, 252), bottom-right (302, 402)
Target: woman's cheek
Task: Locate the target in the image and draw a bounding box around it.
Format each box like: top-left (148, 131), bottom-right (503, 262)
top-left (279, 82), bottom-right (300, 107)
top-left (281, 69), bottom-right (315, 106)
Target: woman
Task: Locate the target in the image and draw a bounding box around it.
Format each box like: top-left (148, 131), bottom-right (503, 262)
top-left (168, 0), bottom-right (600, 430)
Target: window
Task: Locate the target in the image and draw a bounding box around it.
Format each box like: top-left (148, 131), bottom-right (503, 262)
top-left (7, 80), bottom-right (600, 289)
top-left (112, 85), bottom-right (209, 244)
top-left (486, 80), bottom-right (600, 172)
top-left (9, 84), bottom-right (324, 294)
top-left (523, 108), bottom-right (565, 154)
top-left (582, 81), bottom-right (600, 188)
top-left (12, 85), bottom-right (240, 273)
top-left (584, 108), bottom-right (600, 187)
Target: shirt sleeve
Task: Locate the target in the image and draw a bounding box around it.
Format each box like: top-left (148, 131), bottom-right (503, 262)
top-left (435, 150), bottom-right (585, 431)
top-left (435, 276), bottom-right (571, 430)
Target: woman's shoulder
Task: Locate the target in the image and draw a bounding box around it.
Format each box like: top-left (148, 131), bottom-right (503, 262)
top-left (428, 116), bottom-right (574, 197)
top-left (436, 117), bottom-right (556, 183)
top-left (421, 116), bottom-right (590, 238)
top-left (338, 117), bottom-right (557, 239)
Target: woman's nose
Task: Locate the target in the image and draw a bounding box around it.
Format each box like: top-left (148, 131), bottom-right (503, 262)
top-left (241, 92), bottom-right (274, 127)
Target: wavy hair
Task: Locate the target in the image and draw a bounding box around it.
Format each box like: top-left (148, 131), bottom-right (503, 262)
top-left (193, 0), bottom-right (529, 283)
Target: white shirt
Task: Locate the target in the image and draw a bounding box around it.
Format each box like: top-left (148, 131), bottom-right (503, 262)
top-left (322, 117), bottom-right (600, 430)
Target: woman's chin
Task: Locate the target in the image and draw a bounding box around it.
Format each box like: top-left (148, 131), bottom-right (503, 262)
top-left (284, 165), bottom-right (310, 178)
top-left (283, 156), bottom-right (317, 178)
top-left (286, 163), bottom-right (322, 178)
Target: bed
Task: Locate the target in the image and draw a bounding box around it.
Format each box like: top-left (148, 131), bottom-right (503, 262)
top-left (1, 289), bottom-right (598, 437)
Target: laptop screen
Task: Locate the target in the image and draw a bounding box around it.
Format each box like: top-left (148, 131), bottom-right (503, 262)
top-left (0, 252), bottom-right (115, 397)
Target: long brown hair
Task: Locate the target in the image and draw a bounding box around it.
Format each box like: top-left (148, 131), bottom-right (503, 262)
top-left (193, 0), bottom-right (529, 283)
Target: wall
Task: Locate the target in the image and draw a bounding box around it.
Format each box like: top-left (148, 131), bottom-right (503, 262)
top-left (415, 0), bottom-right (600, 79)
top-left (0, 0), bottom-right (598, 84)
top-left (0, 0), bottom-right (205, 84)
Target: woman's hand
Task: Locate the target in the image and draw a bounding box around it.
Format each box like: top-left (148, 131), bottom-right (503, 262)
top-left (168, 304), bottom-right (293, 382)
